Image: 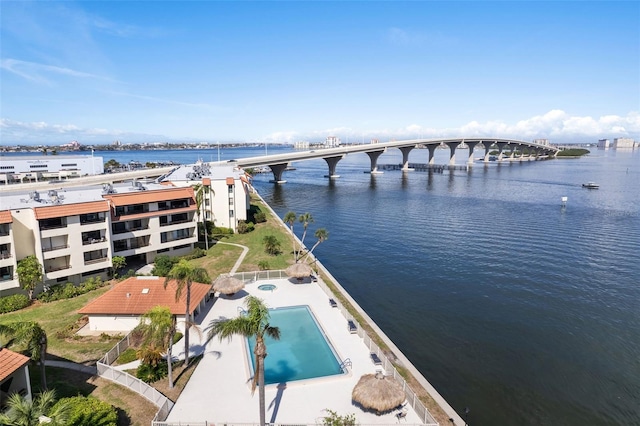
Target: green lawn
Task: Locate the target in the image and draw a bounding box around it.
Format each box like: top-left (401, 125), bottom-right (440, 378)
top-left (190, 196), bottom-right (297, 278)
top-left (0, 286), bottom-right (121, 363)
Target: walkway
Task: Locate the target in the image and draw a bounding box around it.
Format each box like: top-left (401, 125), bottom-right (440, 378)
top-left (46, 360), bottom-right (97, 375)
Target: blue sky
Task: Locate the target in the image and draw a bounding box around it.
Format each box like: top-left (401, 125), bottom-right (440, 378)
top-left (1, 1), bottom-right (638, 145)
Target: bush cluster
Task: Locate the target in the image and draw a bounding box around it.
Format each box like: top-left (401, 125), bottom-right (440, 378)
top-left (236, 220), bottom-right (255, 234)
top-left (210, 226), bottom-right (234, 238)
top-left (136, 361), bottom-right (168, 383)
top-left (151, 255), bottom-right (178, 277)
top-left (54, 395), bottom-right (118, 426)
top-left (36, 277), bottom-right (105, 303)
top-left (0, 294), bottom-right (30, 314)
top-left (182, 247), bottom-right (206, 260)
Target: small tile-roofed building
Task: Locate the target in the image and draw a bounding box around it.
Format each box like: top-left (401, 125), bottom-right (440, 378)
top-left (78, 276), bottom-right (212, 333)
top-left (0, 348), bottom-right (32, 405)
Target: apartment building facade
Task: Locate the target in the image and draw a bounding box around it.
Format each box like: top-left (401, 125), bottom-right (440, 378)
top-left (1, 183), bottom-right (198, 296)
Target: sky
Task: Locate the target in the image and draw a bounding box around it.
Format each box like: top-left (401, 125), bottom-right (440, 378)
top-left (1, 1), bottom-right (639, 146)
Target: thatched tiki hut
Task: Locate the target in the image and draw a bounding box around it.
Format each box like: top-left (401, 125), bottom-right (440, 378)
top-left (285, 263), bottom-right (312, 281)
top-left (352, 372), bottom-right (406, 414)
top-left (213, 275), bottom-right (245, 295)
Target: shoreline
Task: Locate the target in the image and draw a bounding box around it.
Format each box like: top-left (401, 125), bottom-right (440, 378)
top-left (254, 191), bottom-right (465, 425)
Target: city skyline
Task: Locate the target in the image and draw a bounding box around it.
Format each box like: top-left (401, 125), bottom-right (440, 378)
top-left (1, 1), bottom-right (638, 145)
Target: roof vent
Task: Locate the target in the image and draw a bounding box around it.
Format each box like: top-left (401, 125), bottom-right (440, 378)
top-left (141, 288), bottom-right (149, 294)
top-left (126, 293), bottom-right (131, 298)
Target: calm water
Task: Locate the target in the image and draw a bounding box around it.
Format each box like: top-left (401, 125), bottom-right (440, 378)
top-left (247, 305), bottom-right (343, 385)
top-left (5, 146), bottom-right (639, 424)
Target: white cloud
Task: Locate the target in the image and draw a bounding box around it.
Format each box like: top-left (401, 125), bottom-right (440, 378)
top-left (1, 110), bottom-right (639, 146)
top-left (1, 58), bottom-right (110, 85)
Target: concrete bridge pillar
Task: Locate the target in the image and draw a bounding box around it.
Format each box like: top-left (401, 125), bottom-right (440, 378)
top-left (482, 140), bottom-right (495, 163)
top-left (446, 141), bottom-right (461, 166)
top-left (509, 145), bottom-right (516, 159)
top-left (399, 146), bottom-right (414, 171)
top-left (323, 155), bottom-right (345, 178)
top-left (496, 142), bottom-right (508, 162)
top-left (366, 149), bottom-right (386, 174)
top-left (268, 163), bottom-right (290, 183)
top-left (465, 141), bottom-right (480, 165)
top-left (426, 144), bottom-right (438, 165)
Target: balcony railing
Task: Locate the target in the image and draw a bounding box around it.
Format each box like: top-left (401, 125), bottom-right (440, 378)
top-left (45, 264), bottom-right (71, 272)
top-left (42, 244), bottom-right (69, 252)
top-left (114, 242), bottom-right (150, 252)
top-left (40, 223), bottom-right (67, 231)
top-left (112, 226), bottom-right (148, 235)
top-left (82, 237), bottom-right (107, 245)
top-left (160, 219), bottom-right (190, 227)
top-left (85, 257), bottom-right (108, 265)
top-left (80, 217), bottom-right (106, 225)
top-left (0, 252), bottom-right (12, 260)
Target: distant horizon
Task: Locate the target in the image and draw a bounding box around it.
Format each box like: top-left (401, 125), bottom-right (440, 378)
top-left (1, 2), bottom-right (638, 145)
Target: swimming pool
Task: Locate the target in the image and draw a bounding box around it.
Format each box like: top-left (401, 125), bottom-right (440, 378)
top-left (246, 305), bottom-right (344, 385)
top-left (257, 284), bottom-right (277, 291)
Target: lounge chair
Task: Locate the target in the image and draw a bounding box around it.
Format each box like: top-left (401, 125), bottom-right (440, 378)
top-left (396, 407), bottom-right (408, 421)
top-left (329, 298), bottom-right (338, 308)
top-left (370, 352), bottom-right (382, 366)
top-left (348, 320), bottom-right (357, 334)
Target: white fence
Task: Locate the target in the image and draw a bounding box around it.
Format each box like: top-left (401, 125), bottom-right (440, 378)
top-left (97, 333), bottom-right (175, 423)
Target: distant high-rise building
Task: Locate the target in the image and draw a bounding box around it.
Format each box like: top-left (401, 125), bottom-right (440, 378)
top-left (613, 138), bottom-right (635, 149)
top-left (325, 136), bottom-right (341, 147)
top-left (533, 139), bottom-right (550, 146)
top-left (597, 139), bottom-right (610, 149)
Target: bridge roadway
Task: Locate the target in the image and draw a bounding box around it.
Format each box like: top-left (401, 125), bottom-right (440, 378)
top-left (0, 138), bottom-right (557, 192)
top-left (234, 137), bottom-right (558, 182)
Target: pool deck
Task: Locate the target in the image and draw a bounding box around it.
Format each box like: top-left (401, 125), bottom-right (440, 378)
top-left (165, 276), bottom-right (427, 424)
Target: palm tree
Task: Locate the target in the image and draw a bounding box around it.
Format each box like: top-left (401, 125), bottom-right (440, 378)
top-left (262, 235), bottom-right (281, 256)
top-left (136, 305), bottom-right (177, 388)
top-left (283, 211), bottom-right (297, 259)
top-left (1, 321), bottom-right (48, 390)
top-left (302, 228), bottom-right (329, 262)
top-left (297, 212), bottom-right (314, 260)
top-left (0, 389), bottom-right (70, 426)
top-left (206, 296), bottom-right (280, 426)
top-left (164, 259), bottom-right (210, 368)
top-left (193, 183), bottom-right (211, 250)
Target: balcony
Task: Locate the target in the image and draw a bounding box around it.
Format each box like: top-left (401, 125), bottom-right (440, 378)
top-left (0, 252), bottom-right (12, 260)
top-left (42, 244), bottom-right (69, 252)
top-left (82, 237), bottom-right (107, 245)
top-left (45, 264), bottom-right (71, 273)
top-left (84, 257), bottom-right (108, 265)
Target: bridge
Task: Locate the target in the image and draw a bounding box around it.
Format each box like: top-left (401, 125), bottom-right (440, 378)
top-left (233, 138), bottom-right (558, 182)
top-left (0, 138), bottom-right (557, 192)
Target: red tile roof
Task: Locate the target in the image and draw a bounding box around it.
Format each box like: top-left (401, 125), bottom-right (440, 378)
top-left (0, 348), bottom-right (30, 382)
top-left (202, 178), bottom-right (211, 186)
top-left (0, 210), bottom-right (12, 224)
top-left (226, 177), bottom-right (234, 185)
top-left (78, 276), bottom-right (211, 316)
top-left (34, 200), bottom-right (109, 220)
top-left (104, 187), bottom-right (195, 207)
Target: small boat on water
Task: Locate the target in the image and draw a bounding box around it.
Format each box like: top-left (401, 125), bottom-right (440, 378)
top-left (582, 182), bottom-right (599, 189)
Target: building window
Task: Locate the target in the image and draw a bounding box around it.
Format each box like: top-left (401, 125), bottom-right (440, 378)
top-left (228, 186), bottom-right (233, 194)
top-left (80, 212), bottom-right (105, 224)
top-left (56, 277), bottom-right (68, 283)
top-left (229, 209), bottom-right (234, 217)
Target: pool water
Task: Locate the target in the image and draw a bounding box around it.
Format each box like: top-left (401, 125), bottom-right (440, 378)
top-left (246, 305), bottom-right (343, 384)
top-left (258, 284), bottom-right (277, 291)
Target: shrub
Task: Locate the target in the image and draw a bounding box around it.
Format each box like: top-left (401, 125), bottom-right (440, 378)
top-left (0, 294), bottom-right (31, 313)
top-left (136, 362), bottom-right (168, 383)
top-left (151, 255), bottom-right (178, 277)
top-left (173, 331), bottom-right (184, 345)
top-left (55, 395), bottom-right (118, 426)
top-left (183, 248), bottom-right (206, 260)
top-left (254, 211), bottom-right (266, 223)
top-left (210, 226), bottom-right (234, 238)
top-left (236, 220), bottom-right (255, 234)
top-left (258, 260), bottom-right (269, 270)
top-left (321, 409), bottom-right (356, 426)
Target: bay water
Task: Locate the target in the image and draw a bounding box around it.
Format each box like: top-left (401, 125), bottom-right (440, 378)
top-left (5, 146), bottom-right (638, 424)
